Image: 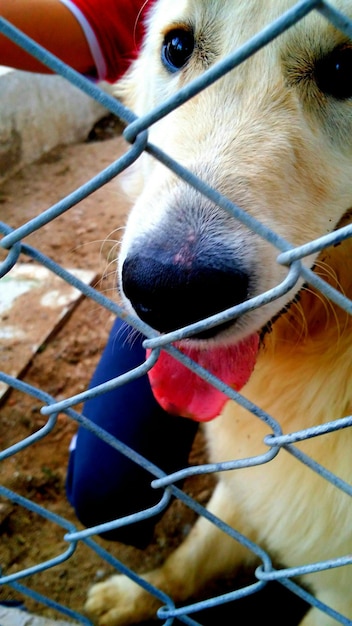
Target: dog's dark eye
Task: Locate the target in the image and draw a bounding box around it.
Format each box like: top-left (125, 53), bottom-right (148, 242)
top-left (161, 28), bottom-right (195, 73)
top-left (314, 46), bottom-right (352, 99)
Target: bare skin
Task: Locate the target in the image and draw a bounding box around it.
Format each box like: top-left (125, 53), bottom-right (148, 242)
top-left (0, 0), bottom-right (95, 75)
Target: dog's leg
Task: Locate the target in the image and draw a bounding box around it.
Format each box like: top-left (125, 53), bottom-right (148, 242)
top-left (85, 480), bottom-right (256, 625)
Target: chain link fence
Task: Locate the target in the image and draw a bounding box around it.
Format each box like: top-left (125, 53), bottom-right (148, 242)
top-left (1, 0), bottom-right (352, 624)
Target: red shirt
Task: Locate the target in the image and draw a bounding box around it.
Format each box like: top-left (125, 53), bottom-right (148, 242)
top-left (59, 0), bottom-right (154, 82)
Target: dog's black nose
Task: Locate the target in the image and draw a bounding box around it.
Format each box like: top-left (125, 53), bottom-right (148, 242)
top-left (122, 254), bottom-right (249, 338)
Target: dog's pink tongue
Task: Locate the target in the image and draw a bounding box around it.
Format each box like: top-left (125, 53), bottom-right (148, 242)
top-left (146, 334), bottom-right (259, 422)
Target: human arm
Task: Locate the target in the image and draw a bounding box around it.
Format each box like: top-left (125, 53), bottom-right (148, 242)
top-left (0, 0), bottom-right (153, 82)
top-left (0, 0), bottom-right (96, 75)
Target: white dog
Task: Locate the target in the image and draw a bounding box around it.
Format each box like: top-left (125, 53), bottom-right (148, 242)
top-left (86, 1), bottom-right (352, 624)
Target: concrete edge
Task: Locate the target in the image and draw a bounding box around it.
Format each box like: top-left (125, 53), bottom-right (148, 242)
top-left (0, 67), bottom-right (110, 183)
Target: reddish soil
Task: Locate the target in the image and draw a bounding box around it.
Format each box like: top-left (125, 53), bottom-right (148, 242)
top-left (0, 117), bottom-right (214, 623)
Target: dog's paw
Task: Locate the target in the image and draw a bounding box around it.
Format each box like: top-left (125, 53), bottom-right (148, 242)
top-left (85, 574), bottom-right (161, 626)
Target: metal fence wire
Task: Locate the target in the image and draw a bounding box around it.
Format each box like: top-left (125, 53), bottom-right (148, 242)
top-left (1, 0), bottom-right (352, 624)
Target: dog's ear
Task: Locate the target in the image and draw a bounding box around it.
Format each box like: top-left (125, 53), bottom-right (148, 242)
top-left (113, 62), bottom-right (144, 113)
top-left (112, 0), bottom-right (165, 203)
top-left (113, 60), bottom-right (154, 199)
top-left (114, 0), bottom-right (170, 118)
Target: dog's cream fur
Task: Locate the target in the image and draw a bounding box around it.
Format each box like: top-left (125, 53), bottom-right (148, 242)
top-left (86, 1), bottom-right (352, 624)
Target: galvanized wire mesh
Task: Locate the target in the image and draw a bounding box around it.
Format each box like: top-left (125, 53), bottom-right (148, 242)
top-left (0, 1), bottom-right (352, 624)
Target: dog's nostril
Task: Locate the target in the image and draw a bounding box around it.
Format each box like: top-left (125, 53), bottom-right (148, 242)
top-left (122, 254), bottom-right (249, 337)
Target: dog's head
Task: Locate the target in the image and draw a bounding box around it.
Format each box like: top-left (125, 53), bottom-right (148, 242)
top-left (115, 0), bottom-right (352, 419)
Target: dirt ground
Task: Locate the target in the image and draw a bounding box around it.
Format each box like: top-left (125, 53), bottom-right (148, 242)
top-left (0, 117), bottom-right (217, 622)
top-left (0, 117), bottom-right (308, 625)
